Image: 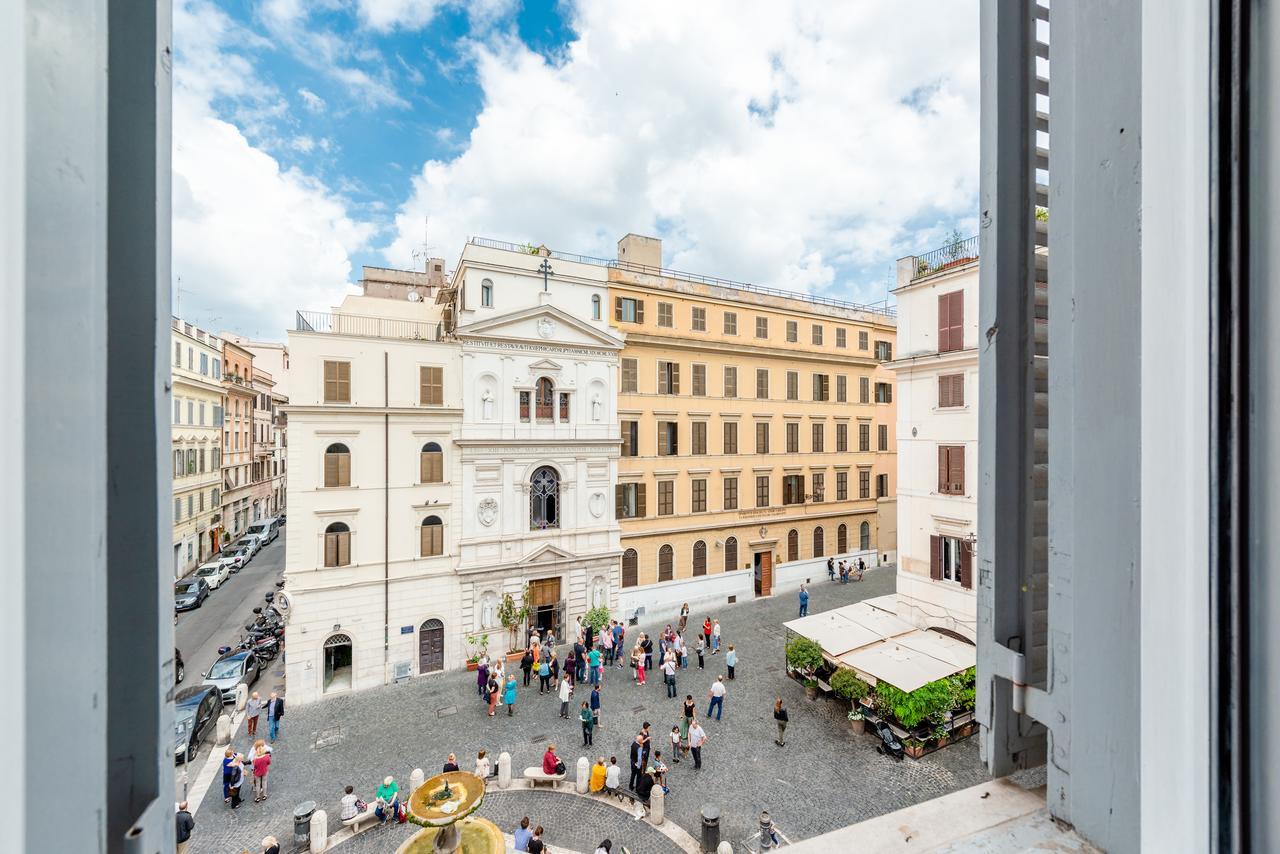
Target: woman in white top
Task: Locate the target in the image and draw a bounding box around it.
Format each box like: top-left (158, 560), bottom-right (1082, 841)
top-left (474, 750), bottom-right (491, 779)
top-left (558, 673), bottom-right (574, 718)
top-left (492, 660), bottom-right (506, 705)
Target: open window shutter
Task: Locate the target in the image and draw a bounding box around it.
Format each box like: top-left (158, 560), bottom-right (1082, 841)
top-left (635, 300), bottom-right (644, 323)
top-left (615, 485), bottom-right (625, 519)
top-left (938, 446), bottom-right (949, 493)
top-left (658, 424), bottom-right (668, 456)
top-left (671, 362), bottom-right (679, 394)
top-left (938, 293), bottom-right (951, 351)
top-left (614, 297), bottom-right (623, 321)
top-left (636, 483), bottom-right (647, 517)
top-left (657, 365), bottom-right (668, 395)
top-left (325, 533), bottom-right (337, 567)
top-left (951, 446), bottom-right (966, 494)
top-left (950, 290), bottom-right (964, 350)
top-left (338, 453), bottom-right (351, 487)
top-left (338, 532), bottom-right (350, 566)
top-left (930, 535), bottom-right (943, 580)
top-left (959, 540), bottom-right (974, 589)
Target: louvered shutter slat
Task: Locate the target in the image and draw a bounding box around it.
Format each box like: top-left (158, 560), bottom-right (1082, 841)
top-left (930, 535), bottom-right (943, 580)
top-left (636, 483), bottom-right (647, 517)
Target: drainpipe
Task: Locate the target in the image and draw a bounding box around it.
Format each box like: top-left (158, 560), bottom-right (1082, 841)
top-left (384, 350), bottom-right (390, 685)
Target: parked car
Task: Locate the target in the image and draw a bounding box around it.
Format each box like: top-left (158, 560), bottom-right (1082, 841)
top-left (174, 684), bottom-right (221, 763)
top-left (213, 551), bottom-right (243, 573)
top-left (174, 578), bottom-right (209, 612)
top-left (193, 560), bottom-right (231, 590)
top-left (175, 648), bottom-right (185, 684)
top-left (275, 513), bottom-right (286, 526)
top-left (203, 649), bottom-right (260, 703)
top-left (245, 518), bottom-right (280, 544)
top-left (233, 535), bottom-right (263, 557)
top-left (225, 545), bottom-right (251, 567)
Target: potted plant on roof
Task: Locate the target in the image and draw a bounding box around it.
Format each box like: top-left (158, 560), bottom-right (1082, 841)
top-left (785, 636), bottom-right (824, 700)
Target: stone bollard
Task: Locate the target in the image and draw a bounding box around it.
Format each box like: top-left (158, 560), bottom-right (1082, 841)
top-left (234, 684), bottom-right (248, 712)
top-left (716, 843), bottom-right (733, 854)
top-left (575, 757), bottom-right (590, 794)
top-left (648, 785), bottom-right (665, 826)
top-left (498, 752), bottom-right (512, 789)
top-left (308, 809), bottom-right (328, 854)
top-left (215, 714), bottom-right (232, 745)
top-left (410, 768), bottom-right (425, 795)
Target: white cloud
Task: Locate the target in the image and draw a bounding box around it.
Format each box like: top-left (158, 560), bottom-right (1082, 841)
top-left (356, 0), bottom-right (448, 32)
top-left (173, 0), bottom-right (373, 339)
top-left (382, 1), bottom-right (979, 304)
top-left (298, 87), bottom-right (327, 112)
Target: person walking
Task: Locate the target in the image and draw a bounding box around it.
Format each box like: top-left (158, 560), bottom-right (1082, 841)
top-left (827, 556), bottom-right (835, 581)
top-left (221, 748), bottom-right (236, 803)
top-left (251, 739), bottom-right (271, 802)
top-left (590, 684), bottom-right (602, 728)
top-left (711, 619), bottom-right (722, 653)
top-left (265, 692), bottom-right (285, 742)
top-left (175, 802), bottom-right (194, 854)
top-left (520, 648), bottom-right (534, 687)
top-left (565, 647), bottom-right (578, 687)
top-left (227, 754), bottom-right (245, 809)
top-left (613, 622), bottom-right (626, 668)
top-left (537, 656), bottom-right (551, 694)
top-left (669, 725), bottom-right (681, 764)
top-left (678, 603), bottom-right (690, 634)
top-left (477, 656), bottom-right (490, 699)
top-left (662, 655), bottom-right (678, 698)
top-left (683, 693), bottom-right (696, 721)
top-left (504, 673), bottom-right (518, 716)
top-left (774, 698), bottom-right (790, 746)
top-left (602, 623), bottom-right (615, 665)
top-left (725, 644), bottom-right (738, 680)
top-left (246, 691), bottom-right (263, 737)
top-left (513, 817), bottom-right (533, 852)
top-left (676, 633), bottom-right (688, 669)
top-left (695, 635), bottom-right (706, 670)
top-left (628, 734), bottom-right (645, 791)
top-left (580, 701), bottom-right (595, 746)
top-left (631, 642), bottom-right (646, 686)
top-left (575, 638), bottom-right (588, 682)
top-left (798, 583), bottom-right (810, 617)
top-left (558, 673), bottom-right (574, 718)
top-left (678, 714), bottom-right (691, 761)
top-left (487, 674), bottom-right (500, 716)
top-left (642, 633), bottom-right (654, 672)
top-left (688, 720), bottom-right (708, 769)
top-left (707, 676), bottom-right (726, 721)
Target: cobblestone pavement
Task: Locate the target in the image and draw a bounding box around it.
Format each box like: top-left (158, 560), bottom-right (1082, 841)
top-left (189, 568), bottom-right (1031, 852)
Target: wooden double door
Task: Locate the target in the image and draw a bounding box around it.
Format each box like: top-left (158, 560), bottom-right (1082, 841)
top-left (419, 619), bottom-right (444, 674)
top-left (529, 577), bottom-right (564, 641)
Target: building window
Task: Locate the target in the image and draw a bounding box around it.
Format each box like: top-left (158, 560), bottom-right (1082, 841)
top-left (858, 330), bottom-right (869, 350)
top-left (874, 340), bottom-right (893, 361)
top-left (878, 424), bottom-right (888, 451)
top-left (657, 480), bottom-right (674, 516)
top-left (837, 423), bottom-right (848, 452)
top-left (420, 366), bottom-right (443, 405)
top-left (621, 358), bottom-right (638, 393)
top-left (324, 360), bottom-right (351, 403)
top-left (938, 373), bottom-right (965, 407)
top-left (691, 363), bottom-right (707, 397)
top-left (724, 536), bottom-right (738, 572)
top-left (173, 398), bottom-right (181, 424)
top-left (859, 469), bottom-right (871, 499)
top-left (658, 302), bottom-right (674, 327)
top-left (591, 294), bottom-right (601, 320)
top-left (324, 522), bottom-right (351, 567)
top-left (755, 316), bottom-right (768, 339)
top-left (836, 328), bottom-right (847, 348)
top-left (836, 375), bottom-right (847, 403)
top-left (614, 297), bottom-right (643, 323)
top-left (420, 515), bottom-right (444, 557)
top-left (692, 540), bottom-right (707, 576)
top-left (530, 466), bottom-right (560, 529)
top-left (812, 472), bottom-right (825, 502)
top-left (755, 475), bottom-right (770, 508)
top-left (786, 371), bottom-right (799, 401)
top-left (860, 521), bottom-right (871, 551)
top-left (836, 470), bottom-right (848, 500)
top-left (786, 422), bottom-right (799, 454)
top-left (692, 422), bottom-right (708, 455)
top-left (938, 445), bottom-right (965, 494)
top-left (787, 529), bottom-right (798, 562)
top-left (812, 423), bottom-right (825, 453)
top-left (534, 377), bottom-right (555, 421)
top-left (813, 526), bottom-right (825, 558)
top-left (859, 423), bottom-right (870, 452)
top-left (480, 279), bottom-right (493, 307)
top-left (860, 376), bottom-right (870, 404)
top-left (875, 382), bottom-right (893, 404)
top-left (559, 392), bottom-right (570, 421)
top-left (783, 474), bottom-right (805, 505)
top-left (938, 290), bottom-right (964, 353)
top-left (786, 320), bottom-right (798, 343)
top-left (658, 545), bottom-right (674, 582)
top-left (812, 373), bottom-right (830, 401)
top-left (755, 422), bottom-right (770, 454)
top-left (174, 341), bottom-right (181, 366)
top-left (931, 534), bottom-right (972, 586)
top-left (658, 421), bottom-right (679, 456)
top-left (173, 497), bottom-right (181, 521)
top-left (723, 311), bottom-right (737, 335)
top-left (621, 420), bottom-right (639, 457)
top-left (657, 361), bottom-right (680, 395)
top-left (723, 421), bottom-right (738, 454)
top-left (324, 443), bottom-right (351, 488)
top-left (877, 473), bottom-right (889, 498)
top-left (723, 477), bottom-right (738, 510)
top-left (756, 368), bottom-right (769, 399)
top-left (692, 478), bottom-right (707, 512)
top-left (812, 324), bottom-right (823, 345)
top-left (622, 549), bottom-right (639, 588)
top-left (420, 442), bottom-right (443, 483)
top-left (691, 306), bottom-right (706, 331)
top-left (519, 391), bottom-right (531, 422)
top-left (723, 366), bottom-right (737, 398)
top-left (616, 483), bottom-right (644, 519)
top-left (212, 488), bottom-right (219, 506)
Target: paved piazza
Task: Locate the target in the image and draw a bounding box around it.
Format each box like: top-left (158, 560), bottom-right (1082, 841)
top-left (190, 568), bottom-right (1035, 852)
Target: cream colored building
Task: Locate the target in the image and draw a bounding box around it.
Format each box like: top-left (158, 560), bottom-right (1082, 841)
top-left (170, 318), bottom-right (225, 577)
top-left (889, 237), bottom-right (979, 641)
top-left (607, 235), bottom-right (898, 620)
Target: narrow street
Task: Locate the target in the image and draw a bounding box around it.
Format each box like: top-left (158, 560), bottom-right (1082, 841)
top-left (174, 531), bottom-right (287, 800)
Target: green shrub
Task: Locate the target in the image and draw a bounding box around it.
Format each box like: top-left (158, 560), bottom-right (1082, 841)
top-left (584, 606), bottom-right (611, 633)
top-left (784, 636), bottom-right (824, 673)
top-left (874, 677), bottom-right (956, 729)
top-left (830, 668), bottom-right (871, 703)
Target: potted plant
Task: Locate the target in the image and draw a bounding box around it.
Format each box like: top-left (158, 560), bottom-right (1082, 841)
top-left (802, 678), bottom-right (819, 700)
top-left (583, 606), bottom-right (611, 635)
top-left (464, 633), bottom-right (489, 670)
top-left (830, 668), bottom-right (871, 725)
top-left (497, 585), bottom-right (532, 657)
top-left (785, 636), bottom-right (824, 699)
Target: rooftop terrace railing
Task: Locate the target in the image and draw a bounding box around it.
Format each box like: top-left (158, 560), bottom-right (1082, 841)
top-left (295, 310), bottom-right (442, 341)
top-left (909, 235), bottom-right (979, 281)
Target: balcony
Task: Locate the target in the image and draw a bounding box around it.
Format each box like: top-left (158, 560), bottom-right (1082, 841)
top-left (296, 310), bottom-right (442, 341)
top-left (904, 234), bottom-right (979, 282)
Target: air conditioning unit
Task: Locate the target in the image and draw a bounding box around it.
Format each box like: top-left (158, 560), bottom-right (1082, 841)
top-left (393, 661), bottom-right (412, 682)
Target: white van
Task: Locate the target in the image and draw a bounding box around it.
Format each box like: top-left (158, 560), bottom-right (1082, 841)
top-left (244, 517), bottom-right (279, 545)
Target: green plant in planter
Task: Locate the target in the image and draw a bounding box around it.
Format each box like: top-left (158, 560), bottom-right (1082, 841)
top-left (803, 678), bottom-right (818, 689)
top-left (874, 677), bottom-right (957, 730)
top-left (785, 637), bottom-right (824, 675)
top-left (464, 632), bottom-right (489, 664)
top-left (830, 668), bottom-right (871, 704)
top-left (496, 587), bottom-right (530, 653)
top-left (583, 606), bottom-right (611, 633)
top-left (847, 709), bottom-right (864, 722)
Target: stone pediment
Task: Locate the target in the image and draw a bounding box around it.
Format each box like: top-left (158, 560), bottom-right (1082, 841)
top-left (519, 543), bottom-right (578, 564)
top-left (456, 304), bottom-right (625, 350)
top-left (527, 358), bottom-right (563, 372)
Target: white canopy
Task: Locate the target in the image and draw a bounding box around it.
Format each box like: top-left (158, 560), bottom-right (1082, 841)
top-left (838, 630), bottom-right (976, 693)
top-left (783, 601), bottom-right (915, 658)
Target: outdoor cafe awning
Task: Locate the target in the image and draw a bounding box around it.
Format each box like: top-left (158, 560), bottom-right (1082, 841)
top-left (783, 601), bottom-right (915, 658)
top-left (838, 630), bottom-right (976, 693)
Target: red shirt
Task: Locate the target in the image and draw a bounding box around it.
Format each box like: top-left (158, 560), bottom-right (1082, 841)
top-left (703, 619), bottom-right (712, 635)
top-left (252, 753), bottom-right (271, 778)
top-left (542, 751), bottom-right (559, 774)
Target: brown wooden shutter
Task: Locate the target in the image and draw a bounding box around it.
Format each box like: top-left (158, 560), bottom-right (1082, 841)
top-left (324, 453), bottom-right (338, 487)
top-left (938, 293), bottom-right (950, 352)
top-left (614, 297), bottom-right (623, 321)
top-left (959, 539), bottom-right (974, 589)
top-left (950, 290), bottom-right (964, 350)
top-left (636, 483), bottom-right (647, 517)
top-left (670, 362), bottom-right (679, 394)
top-left (324, 533), bottom-right (337, 567)
top-left (952, 374), bottom-right (964, 406)
top-left (938, 446), bottom-right (949, 493)
top-left (938, 375), bottom-right (951, 408)
top-left (635, 300), bottom-right (644, 323)
top-left (657, 364), bottom-right (668, 395)
top-left (930, 534), bottom-right (943, 580)
top-left (658, 423), bottom-right (669, 456)
top-left (950, 445), bottom-right (966, 494)
top-left (616, 485), bottom-right (625, 519)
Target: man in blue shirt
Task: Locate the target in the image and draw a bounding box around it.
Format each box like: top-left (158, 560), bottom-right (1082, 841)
top-left (798, 583), bottom-right (810, 617)
top-left (514, 816), bottom-right (533, 851)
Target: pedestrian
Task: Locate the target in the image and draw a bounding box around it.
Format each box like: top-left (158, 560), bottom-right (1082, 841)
top-left (504, 673), bottom-right (518, 716)
top-left (696, 635), bottom-right (706, 669)
top-left (662, 654), bottom-right (678, 698)
top-left (632, 642), bottom-right (646, 685)
top-left (477, 656), bottom-right (490, 699)
top-left (575, 638), bottom-right (588, 682)
top-left (602, 622), bottom-right (615, 665)
top-left (612, 622), bottom-right (626, 668)
top-left (475, 750), bottom-right (491, 779)
top-left (492, 659), bottom-right (506, 704)
top-left (712, 619), bottom-right (722, 653)
top-left (227, 754), bottom-right (245, 809)
top-left (581, 701), bottom-right (595, 746)
top-left (678, 714), bottom-right (691, 760)
top-left (798, 583), bottom-right (809, 617)
top-left (827, 556), bottom-right (835, 581)
top-left (678, 602), bottom-right (690, 634)
top-left (590, 756), bottom-right (607, 792)
top-left (642, 632), bottom-right (654, 672)
top-left (566, 647), bottom-right (578, 686)
top-left (261, 835), bottom-right (280, 854)
top-left (246, 691), bottom-right (263, 737)
top-left (590, 684), bottom-right (602, 728)
top-left (265, 692), bottom-right (285, 741)
top-left (638, 721), bottom-right (652, 767)
top-left (549, 650), bottom-right (560, 682)
top-left (585, 620), bottom-right (595, 651)
top-left (594, 841), bottom-right (613, 854)
top-left (683, 693), bottom-right (696, 720)
top-left (528, 826), bottom-right (546, 854)
top-left (545, 628), bottom-right (557, 650)
top-left (175, 801), bottom-right (194, 854)
top-left (707, 675), bottom-right (726, 720)
top-left (726, 644), bottom-right (738, 680)
top-left (688, 720), bottom-right (708, 769)
top-left (514, 817), bottom-right (533, 852)
top-left (677, 633), bottom-right (689, 669)
top-left (588, 644), bottom-right (602, 687)
top-left (702, 616), bottom-right (713, 649)
top-left (605, 755), bottom-right (621, 791)
top-left (652, 750), bottom-right (669, 791)
top-left (251, 739), bottom-right (271, 802)
top-left (487, 675), bottom-right (499, 717)
top-left (839, 562), bottom-right (848, 584)
top-left (558, 673), bottom-right (574, 718)
top-left (443, 753), bottom-right (459, 773)
top-left (542, 744), bottom-right (563, 776)
top-left (774, 697), bottom-right (789, 746)
top-left (221, 748), bottom-right (235, 803)
top-left (628, 734), bottom-right (645, 791)
top-left (376, 775), bottom-right (400, 824)
top-left (858, 557), bottom-right (867, 575)
top-left (669, 725), bottom-right (681, 763)
top-left (538, 656), bottom-right (551, 694)
top-left (340, 785), bottom-right (360, 821)
top-left (636, 768), bottom-right (656, 804)
top-left (520, 648), bottom-right (534, 687)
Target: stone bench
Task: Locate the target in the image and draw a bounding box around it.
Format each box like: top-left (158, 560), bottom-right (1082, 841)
top-left (341, 802), bottom-right (379, 835)
top-left (523, 767), bottom-right (566, 788)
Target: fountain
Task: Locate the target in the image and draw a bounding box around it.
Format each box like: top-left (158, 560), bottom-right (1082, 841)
top-left (395, 771), bottom-right (504, 854)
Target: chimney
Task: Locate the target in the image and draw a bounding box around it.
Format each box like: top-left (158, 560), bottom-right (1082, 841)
top-left (426, 258), bottom-right (446, 289)
top-left (617, 234), bottom-right (662, 269)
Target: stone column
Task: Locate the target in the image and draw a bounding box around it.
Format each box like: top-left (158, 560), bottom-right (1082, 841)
top-left (648, 785), bottom-right (664, 826)
top-left (575, 756), bottom-right (589, 794)
top-left (716, 842), bottom-right (733, 854)
top-left (215, 714), bottom-right (231, 745)
top-left (410, 768), bottom-right (425, 795)
top-left (234, 684), bottom-right (248, 711)
top-left (498, 752), bottom-right (512, 789)
top-left (308, 810), bottom-right (328, 853)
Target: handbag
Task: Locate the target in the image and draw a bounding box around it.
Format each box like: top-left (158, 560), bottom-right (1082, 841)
top-left (555, 760), bottom-right (566, 775)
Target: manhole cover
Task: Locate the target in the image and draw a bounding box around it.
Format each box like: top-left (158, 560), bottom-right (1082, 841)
top-left (529, 734), bottom-right (548, 744)
top-left (312, 726), bottom-right (344, 750)
top-left (436, 705), bottom-right (457, 718)
top-left (630, 705), bottom-right (646, 714)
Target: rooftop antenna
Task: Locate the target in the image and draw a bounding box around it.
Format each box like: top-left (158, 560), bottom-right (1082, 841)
top-left (411, 216), bottom-right (436, 273)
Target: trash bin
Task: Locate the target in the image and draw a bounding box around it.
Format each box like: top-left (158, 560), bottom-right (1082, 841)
top-left (700, 804), bottom-right (721, 853)
top-left (293, 800), bottom-right (317, 847)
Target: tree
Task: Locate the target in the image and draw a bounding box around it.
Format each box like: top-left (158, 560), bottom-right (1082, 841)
top-left (497, 586), bottom-right (531, 652)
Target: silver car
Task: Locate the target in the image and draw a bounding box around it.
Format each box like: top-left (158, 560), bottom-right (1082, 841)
top-left (202, 650), bottom-right (260, 704)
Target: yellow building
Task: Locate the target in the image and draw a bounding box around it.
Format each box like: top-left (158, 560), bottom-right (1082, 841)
top-left (607, 235), bottom-right (897, 617)
top-left (170, 318), bottom-right (226, 577)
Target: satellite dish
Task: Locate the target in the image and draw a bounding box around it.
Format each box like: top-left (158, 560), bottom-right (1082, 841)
top-left (407, 291), bottom-right (421, 302)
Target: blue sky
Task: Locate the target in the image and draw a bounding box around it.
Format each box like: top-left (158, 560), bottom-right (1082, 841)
top-left (173, 1), bottom-right (979, 340)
